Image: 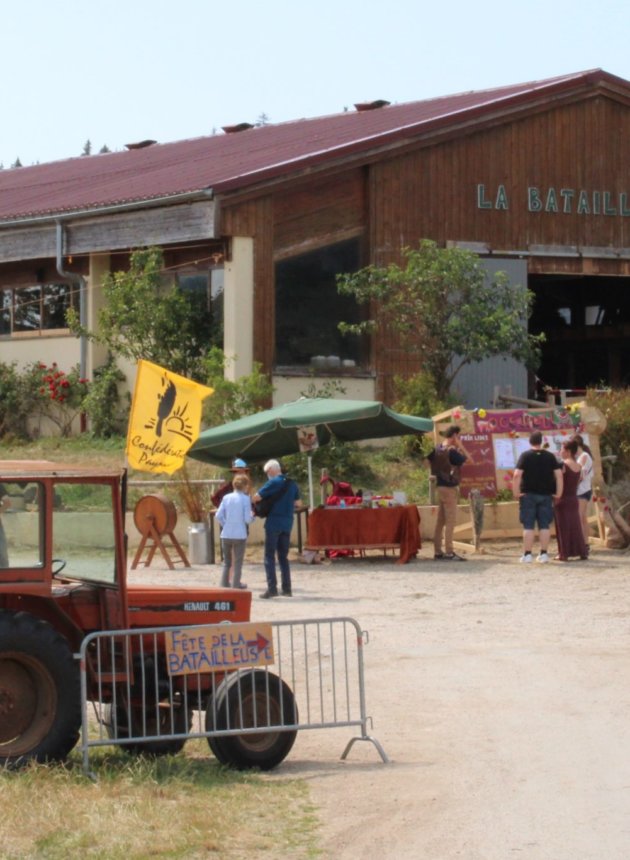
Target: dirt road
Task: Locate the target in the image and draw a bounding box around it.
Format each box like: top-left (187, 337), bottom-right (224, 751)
top-left (130, 542), bottom-right (630, 859)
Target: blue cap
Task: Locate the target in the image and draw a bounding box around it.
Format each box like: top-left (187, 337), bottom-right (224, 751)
top-left (231, 458), bottom-right (248, 469)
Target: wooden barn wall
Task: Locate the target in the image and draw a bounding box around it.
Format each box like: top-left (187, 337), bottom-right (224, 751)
top-left (273, 170), bottom-right (365, 255)
top-left (221, 173), bottom-right (365, 377)
top-left (222, 196), bottom-right (274, 371)
top-left (368, 95), bottom-right (630, 401)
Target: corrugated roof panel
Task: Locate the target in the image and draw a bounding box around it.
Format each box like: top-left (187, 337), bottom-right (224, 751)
top-left (0, 69), bottom-right (623, 223)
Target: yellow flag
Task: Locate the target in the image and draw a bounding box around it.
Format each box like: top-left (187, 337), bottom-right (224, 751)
top-left (126, 360), bottom-right (214, 474)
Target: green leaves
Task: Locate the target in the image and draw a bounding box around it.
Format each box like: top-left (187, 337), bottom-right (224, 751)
top-left (69, 248), bottom-right (212, 379)
top-left (337, 240), bottom-right (543, 399)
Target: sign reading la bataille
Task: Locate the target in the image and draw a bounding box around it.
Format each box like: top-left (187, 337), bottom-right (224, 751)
top-left (125, 359), bottom-right (213, 474)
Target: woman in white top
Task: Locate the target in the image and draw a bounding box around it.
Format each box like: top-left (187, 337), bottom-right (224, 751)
top-left (215, 473), bottom-right (254, 589)
top-left (573, 434), bottom-right (594, 546)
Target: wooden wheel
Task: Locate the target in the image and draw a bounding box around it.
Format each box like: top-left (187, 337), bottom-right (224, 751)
top-left (133, 494), bottom-right (177, 537)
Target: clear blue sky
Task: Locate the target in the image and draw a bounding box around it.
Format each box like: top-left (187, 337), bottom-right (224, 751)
top-left (2, 0), bottom-right (628, 167)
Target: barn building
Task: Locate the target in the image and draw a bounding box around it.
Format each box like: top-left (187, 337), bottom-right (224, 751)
top-left (0, 68), bottom-right (628, 410)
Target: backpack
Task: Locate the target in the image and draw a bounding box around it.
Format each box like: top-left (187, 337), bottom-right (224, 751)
top-left (430, 446), bottom-right (460, 486)
top-left (254, 479), bottom-right (294, 518)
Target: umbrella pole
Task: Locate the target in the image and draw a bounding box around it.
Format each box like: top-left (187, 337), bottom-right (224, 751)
top-left (308, 453), bottom-right (314, 510)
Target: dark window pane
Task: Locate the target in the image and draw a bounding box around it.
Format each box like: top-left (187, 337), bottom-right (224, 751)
top-left (14, 286), bottom-right (41, 332)
top-left (0, 290), bottom-right (11, 335)
top-left (42, 283), bottom-right (76, 329)
top-left (178, 270), bottom-right (223, 347)
top-left (275, 239), bottom-right (364, 368)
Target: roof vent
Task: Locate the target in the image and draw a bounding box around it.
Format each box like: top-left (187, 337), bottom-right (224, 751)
top-left (125, 139), bottom-right (157, 150)
top-left (222, 122), bottom-right (255, 134)
top-left (353, 99), bottom-right (390, 112)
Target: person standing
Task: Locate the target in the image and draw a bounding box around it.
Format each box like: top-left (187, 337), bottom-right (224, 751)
top-left (512, 430), bottom-right (563, 563)
top-left (211, 457), bottom-right (250, 508)
top-left (215, 473), bottom-right (254, 589)
top-left (254, 460), bottom-right (300, 599)
top-left (554, 440), bottom-right (589, 561)
top-left (572, 434), bottom-right (594, 547)
top-left (426, 425), bottom-right (469, 561)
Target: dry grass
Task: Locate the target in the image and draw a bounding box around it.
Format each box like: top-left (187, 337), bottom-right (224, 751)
top-left (0, 743), bottom-right (321, 859)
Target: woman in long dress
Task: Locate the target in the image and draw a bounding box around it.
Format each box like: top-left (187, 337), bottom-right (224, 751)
top-left (554, 440), bottom-right (589, 561)
top-left (572, 434), bottom-right (594, 547)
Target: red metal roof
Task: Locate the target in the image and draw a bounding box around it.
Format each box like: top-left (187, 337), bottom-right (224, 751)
top-left (0, 69), bottom-right (625, 224)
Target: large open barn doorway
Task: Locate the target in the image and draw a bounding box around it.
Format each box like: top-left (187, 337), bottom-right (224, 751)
top-left (529, 274), bottom-right (630, 391)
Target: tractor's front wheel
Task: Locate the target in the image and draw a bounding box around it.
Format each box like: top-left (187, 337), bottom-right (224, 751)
top-left (0, 610), bottom-right (81, 768)
top-left (206, 670), bottom-right (298, 770)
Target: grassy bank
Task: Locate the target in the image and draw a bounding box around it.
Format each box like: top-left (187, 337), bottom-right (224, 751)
top-left (0, 744), bottom-right (320, 859)
top-left (0, 436), bottom-right (431, 506)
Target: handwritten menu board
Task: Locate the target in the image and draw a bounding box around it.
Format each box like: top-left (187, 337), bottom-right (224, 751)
top-left (447, 407), bottom-right (586, 499)
top-left (458, 434), bottom-right (497, 498)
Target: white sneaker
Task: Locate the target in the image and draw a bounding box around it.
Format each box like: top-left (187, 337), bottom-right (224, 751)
top-left (536, 552), bottom-right (550, 564)
top-left (520, 553), bottom-right (533, 563)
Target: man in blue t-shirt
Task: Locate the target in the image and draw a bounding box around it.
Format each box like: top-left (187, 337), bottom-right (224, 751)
top-left (254, 459), bottom-right (300, 598)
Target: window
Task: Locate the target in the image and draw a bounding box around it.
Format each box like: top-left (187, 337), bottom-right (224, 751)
top-left (0, 481), bottom-right (43, 569)
top-left (275, 239), bottom-right (365, 369)
top-left (0, 283), bottom-right (79, 336)
top-left (177, 268), bottom-right (224, 347)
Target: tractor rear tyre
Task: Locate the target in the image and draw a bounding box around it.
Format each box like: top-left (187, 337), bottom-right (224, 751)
top-left (206, 670), bottom-right (298, 771)
top-left (0, 610), bottom-right (81, 767)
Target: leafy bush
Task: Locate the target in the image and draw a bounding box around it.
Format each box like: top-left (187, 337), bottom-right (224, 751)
top-left (199, 347), bottom-right (274, 426)
top-left (393, 369), bottom-right (451, 419)
top-left (33, 362), bottom-right (90, 436)
top-left (587, 387), bottom-right (630, 480)
top-left (0, 361), bottom-right (39, 439)
top-left (82, 356), bottom-right (127, 438)
top-left (283, 437), bottom-right (376, 498)
top-left (392, 370), bottom-right (451, 458)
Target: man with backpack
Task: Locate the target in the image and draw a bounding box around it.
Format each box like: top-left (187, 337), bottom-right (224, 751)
top-left (254, 459), bottom-right (301, 599)
top-left (426, 425), bottom-right (469, 561)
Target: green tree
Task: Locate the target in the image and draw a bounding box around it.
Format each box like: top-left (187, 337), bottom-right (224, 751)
top-left (81, 139), bottom-right (92, 156)
top-left (199, 347), bottom-right (273, 426)
top-left (337, 240), bottom-right (543, 400)
top-left (67, 247), bottom-right (213, 378)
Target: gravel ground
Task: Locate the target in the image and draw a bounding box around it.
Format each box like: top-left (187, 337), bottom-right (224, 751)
top-left (129, 539), bottom-right (630, 860)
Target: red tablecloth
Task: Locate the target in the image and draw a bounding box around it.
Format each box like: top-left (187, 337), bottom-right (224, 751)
top-left (305, 505), bottom-right (421, 564)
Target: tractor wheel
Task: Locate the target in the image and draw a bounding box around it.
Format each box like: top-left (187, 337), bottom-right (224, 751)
top-left (0, 610), bottom-right (81, 768)
top-left (205, 670), bottom-right (298, 771)
top-left (102, 695), bottom-right (192, 756)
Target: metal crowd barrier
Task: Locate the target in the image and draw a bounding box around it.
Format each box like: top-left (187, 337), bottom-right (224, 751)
top-left (79, 616), bottom-right (389, 776)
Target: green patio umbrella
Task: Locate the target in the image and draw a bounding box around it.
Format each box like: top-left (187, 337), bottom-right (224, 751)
top-left (188, 397), bottom-right (433, 508)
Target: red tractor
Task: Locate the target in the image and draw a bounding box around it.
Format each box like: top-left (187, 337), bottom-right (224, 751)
top-left (0, 461), bottom-right (296, 769)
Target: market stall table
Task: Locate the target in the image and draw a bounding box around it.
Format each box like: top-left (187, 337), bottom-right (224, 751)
top-left (305, 504), bottom-right (421, 564)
